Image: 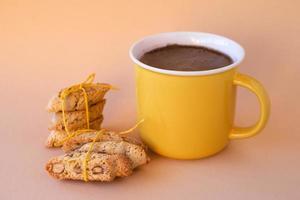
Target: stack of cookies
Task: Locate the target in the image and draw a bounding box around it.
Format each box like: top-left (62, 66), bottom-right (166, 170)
top-left (44, 74), bottom-right (150, 182)
top-left (45, 82), bottom-right (111, 148)
top-left (45, 130), bottom-right (149, 181)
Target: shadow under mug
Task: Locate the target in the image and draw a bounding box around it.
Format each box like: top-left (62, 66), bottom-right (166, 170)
top-left (129, 32), bottom-right (270, 159)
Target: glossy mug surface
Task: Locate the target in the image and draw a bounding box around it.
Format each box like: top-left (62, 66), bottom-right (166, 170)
top-left (129, 32), bottom-right (270, 159)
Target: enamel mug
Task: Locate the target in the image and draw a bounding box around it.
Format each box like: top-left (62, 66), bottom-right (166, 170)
top-left (129, 32), bottom-right (270, 159)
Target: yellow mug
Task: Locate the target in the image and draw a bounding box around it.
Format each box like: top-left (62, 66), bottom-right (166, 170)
top-left (129, 32), bottom-right (270, 159)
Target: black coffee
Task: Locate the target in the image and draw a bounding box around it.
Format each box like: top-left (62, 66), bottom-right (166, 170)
top-left (139, 44), bottom-right (233, 71)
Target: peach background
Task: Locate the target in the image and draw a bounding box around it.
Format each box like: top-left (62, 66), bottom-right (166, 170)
top-left (0, 0), bottom-right (299, 199)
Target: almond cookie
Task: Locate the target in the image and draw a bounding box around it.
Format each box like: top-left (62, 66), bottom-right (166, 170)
top-left (62, 130), bottom-right (146, 152)
top-left (46, 83), bottom-right (111, 113)
top-left (49, 100), bottom-right (105, 131)
top-left (78, 141), bottom-right (150, 168)
top-left (45, 152), bottom-right (132, 181)
top-left (45, 118), bottom-right (103, 148)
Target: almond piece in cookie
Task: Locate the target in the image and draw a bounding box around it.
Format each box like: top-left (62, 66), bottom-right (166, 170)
top-left (45, 151), bottom-right (132, 181)
top-left (46, 83), bottom-right (111, 113)
top-left (49, 100), bottom-right (105, 131)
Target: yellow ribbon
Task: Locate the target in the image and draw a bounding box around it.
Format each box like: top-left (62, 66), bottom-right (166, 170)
top-left (119, 119), bottom-right (145, 135)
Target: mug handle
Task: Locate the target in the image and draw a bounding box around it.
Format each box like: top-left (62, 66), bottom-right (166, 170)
top-left (229, 73), bottom-right (270, 139)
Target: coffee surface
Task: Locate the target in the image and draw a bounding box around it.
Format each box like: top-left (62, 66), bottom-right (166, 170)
top-left (139, 44), bottom-right (233, 71)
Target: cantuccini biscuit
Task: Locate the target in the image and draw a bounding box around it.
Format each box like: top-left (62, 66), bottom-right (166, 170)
top-left (61, 130), bottom-right (147, 152)
top-left (78, 140), bottom-right (150, 168)
top-left (46, 83), bottom-right (111, 113)
top-left (45, 152), bottom-right (132, 181)
top-left (49, 101), bottom-right (105, 131)
top-left (45, 118), bottom-right (103, 148)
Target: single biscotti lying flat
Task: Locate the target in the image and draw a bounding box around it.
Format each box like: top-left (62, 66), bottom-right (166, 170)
top-left (62, 130), bottom-right (122, 152)
top-left (78, 141), bottom-right (149, 168)
top-left (49, 101), bottom-right (105, 131)
top-left (62, 130), bottom-right (146, 152)
top-left (45, 118), bottom-right (103, 148)
top-left (46, 83), bottom-right (111, 113)
top-left (45, 152), bottom-right (132, 181)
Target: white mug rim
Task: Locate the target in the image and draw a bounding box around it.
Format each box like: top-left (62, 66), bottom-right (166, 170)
top-left (129, 32), bottom-right (245, 76)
